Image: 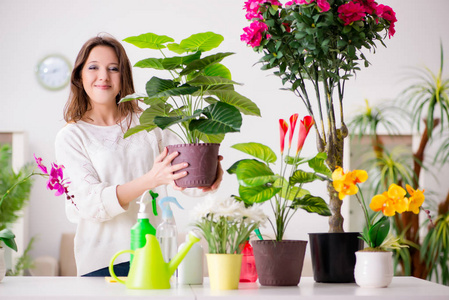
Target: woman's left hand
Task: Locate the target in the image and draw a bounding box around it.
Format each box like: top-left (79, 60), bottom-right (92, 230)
top-left (197, 155), bottom-right (223, 192)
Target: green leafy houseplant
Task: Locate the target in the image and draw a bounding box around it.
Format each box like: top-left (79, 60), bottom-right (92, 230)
top-left (120, 31), bottom-right (261, 144)
top-left (191, 195), bottom-right (267, 254)
top-left (241, 0), bottom-right (396, 232)
top-left (227, 114), bottom-right (331, 241)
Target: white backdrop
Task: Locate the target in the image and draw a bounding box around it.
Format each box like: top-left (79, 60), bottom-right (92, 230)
top-left (1, 0), bottom-right (448, 265)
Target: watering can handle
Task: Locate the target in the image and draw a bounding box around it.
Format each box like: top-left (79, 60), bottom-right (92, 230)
top-left (109, 249), bottom-right (134, 284)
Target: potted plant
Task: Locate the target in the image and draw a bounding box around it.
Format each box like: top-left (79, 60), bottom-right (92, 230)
top-left (120, 31), bottom-right (261, 188)
top-left (241, 0), bottom-right (397, 282)
top-left (330, 166), bottom-right (427, 287)
top-left (191, 194), bottom-right (267, 290)
top-left (227, 114), bottom-right (331, 286)
top-left (0, 228), bottom-right (17, 281)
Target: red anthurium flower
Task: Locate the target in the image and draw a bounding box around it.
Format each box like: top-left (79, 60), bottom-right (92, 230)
top-left (288, 113), bottom-right (299, 149)
top-left (279, 119), bottom-right (289, 154)
top-left (296, 116), bottom-right (314, 154)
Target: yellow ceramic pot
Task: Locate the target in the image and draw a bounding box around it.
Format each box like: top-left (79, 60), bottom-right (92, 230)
top-left (206, 253), bottom-right (242, 290)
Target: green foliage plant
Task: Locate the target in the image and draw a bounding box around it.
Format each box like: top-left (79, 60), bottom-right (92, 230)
top-left (227, 114), bottom-right (331, 241)
top-left (241, 0), bottom-right (397, 232)
top-left (120, 32), bottom-right (261, 144)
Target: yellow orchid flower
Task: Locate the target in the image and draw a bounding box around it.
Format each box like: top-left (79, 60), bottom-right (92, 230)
top-left (406, 184), bottom-right (425, 214)
top-left (369, 183), bottom-right (407, 216)
top-left (332, 167), bottom-right (368, 200)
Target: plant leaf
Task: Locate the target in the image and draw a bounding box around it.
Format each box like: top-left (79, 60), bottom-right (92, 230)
top-left (205, 90), bottom-right (261, 116)
top-left (231, 142), bottom-right (277, 164)
top-left (123, 33), bottom-right (174, 49)
top-left (205, 63), bottom-right (232, 79)
top-left (291, 194), bottom-right (331, 216)
top-left (145, 77), bottom-right (199, 98)
top-left (187, 76), bottom-right (241, 88)
top-left (179, 32), bottom-right (224, 53)
top-left (308, 152), bottom-right (332, 177)
top-left (239, 185), bottom-right (281, 204)
top-left (368, 216), bottom-right (390, 248)
top-left (180, 52), bottom-right (234, 76)
top-left (189, 102), bottom-right (242, 134)
top-left (290, 170), bottom-right (324, 184)
top-left (119, 92), bottom-right (149, 103)
top-left (235, 159), bottom-right (279, 187)
top-left (134, 58), bottom-right (164, 70)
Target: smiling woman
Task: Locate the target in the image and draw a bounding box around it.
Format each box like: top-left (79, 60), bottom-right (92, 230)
top-left (54, 34), bottom-right (223, 277)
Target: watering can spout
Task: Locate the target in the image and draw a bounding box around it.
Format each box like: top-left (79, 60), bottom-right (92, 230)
top-left (168, 231), bottom-right (201, 276)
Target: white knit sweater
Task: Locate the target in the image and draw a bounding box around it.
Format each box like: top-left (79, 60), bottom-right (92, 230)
top-left (55, 113), bottom-right (181, 276)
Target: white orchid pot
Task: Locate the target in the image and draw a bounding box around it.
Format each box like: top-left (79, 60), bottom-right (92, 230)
top-left (354, 251), bottom-right (393, 288)
top-left (0, 248), bottom-right (6, 282)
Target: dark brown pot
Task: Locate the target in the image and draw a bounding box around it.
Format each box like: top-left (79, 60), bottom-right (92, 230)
top-left (166, 143), bottom-right (220, 188)
top-left (251, 240), bottom-right (308, 286)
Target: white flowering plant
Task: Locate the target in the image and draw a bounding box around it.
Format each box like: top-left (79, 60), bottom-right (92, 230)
top-left (191, 195), bottom-right (267, 254)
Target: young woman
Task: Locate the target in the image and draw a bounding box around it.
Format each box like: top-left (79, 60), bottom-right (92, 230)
top-left (55, 34), bottom-right (222, 276)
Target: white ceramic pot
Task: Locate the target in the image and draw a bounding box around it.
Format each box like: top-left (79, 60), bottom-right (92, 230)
top-left (0, 248), bottom-right (6, 282)
top-left (354, 251), bottom-right (393, 288)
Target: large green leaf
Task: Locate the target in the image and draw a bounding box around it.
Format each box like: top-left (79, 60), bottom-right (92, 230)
top-left (123, 33), bottom-right (174, 49)
top-left (124, 124), bottom-right (156, 138)
top-left (119, 92), bottom-right (149, 103)
top-left (146, 77), bottom-right (199, 98)
top-left (180, 52), bottom-right (234, 76)
top-left (161, 52), bottom-right (202, 70)
top-left (308, 152), bottom-right (332, 177)
top-left (205, 63), bottom-right (232, 79)
top-left (154, 110), bottom-right (203, 130)
top-left (0, 228), bottom-right (17, 252)
top-left (187, 76), bottom-right (241, 88)
top-left (134, 58), bottom-right (164, 70)
top-left (239, 185), bottom-right (281, 205)
top-left (368, 216), bottom-right (390, 248)
top-left (205, 90), bottom-right (261, 116)
top-left (235, 159), bottom-right (278, 187)
top-left (140, 103), bottom-right (173, 124)
top-left (290, 170), bottom-right (325, 185)
top-left (291, 194), bottom-right (331, 216)
top-left (189, 102), bottom-right (242, 134)
top-left (198, 133), bottom-right (225, 144)
top-left (179, 32), bottom-right (224, 53)
top-left (231, 142), bottom-right (277, 164)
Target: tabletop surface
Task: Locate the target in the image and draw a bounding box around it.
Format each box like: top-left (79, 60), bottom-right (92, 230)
top-left (1, 276), bottom-right (448, 299)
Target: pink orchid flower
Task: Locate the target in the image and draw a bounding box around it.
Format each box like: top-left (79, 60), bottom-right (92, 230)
top-left (288, 113), bottom-right (299, 149)
top-left (279, 119), bottom-right (289, 154)
top-left (34, 154), bottom-right (48, 174)
top-left (296, 116), bottom-right (314, 154)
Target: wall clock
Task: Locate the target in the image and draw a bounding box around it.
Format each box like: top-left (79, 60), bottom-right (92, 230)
top-left (36, 54), bottom-right (72, 90)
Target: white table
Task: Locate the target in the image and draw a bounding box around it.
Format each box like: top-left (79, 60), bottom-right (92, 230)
top-left (1, 276), bottom-right (448, 299)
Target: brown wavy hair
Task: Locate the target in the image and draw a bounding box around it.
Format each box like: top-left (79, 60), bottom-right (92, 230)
top-left (63, 34), bottom-right (142, 128)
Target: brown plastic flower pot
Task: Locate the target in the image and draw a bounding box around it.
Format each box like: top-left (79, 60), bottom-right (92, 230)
top-left (167, 143), bottom-right (220, 188)
top-left (251, 240), bottom-right (308, 286)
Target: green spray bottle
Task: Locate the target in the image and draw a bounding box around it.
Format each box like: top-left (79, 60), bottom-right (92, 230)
top-left (130, 190), bottom-right (158, 263)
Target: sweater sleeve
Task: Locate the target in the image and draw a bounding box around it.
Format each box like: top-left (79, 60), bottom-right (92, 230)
top-left (55, 126), bottom-right (126, 223)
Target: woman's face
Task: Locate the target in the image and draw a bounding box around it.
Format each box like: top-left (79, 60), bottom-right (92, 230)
top-left (81, 45), bottom-right (121, 108)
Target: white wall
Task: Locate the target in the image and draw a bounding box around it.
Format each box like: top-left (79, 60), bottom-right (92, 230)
top-left (1, 0), bottom-right (448, 265)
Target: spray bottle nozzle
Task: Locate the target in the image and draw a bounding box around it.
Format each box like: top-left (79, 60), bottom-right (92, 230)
top-left (158, 197), bottom-right (184, 220)
top-left (137, 190), bottom-right (159, 219)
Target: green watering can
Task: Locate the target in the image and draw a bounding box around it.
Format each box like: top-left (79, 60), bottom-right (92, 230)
top-left (109, 231), bottom-right (200, 289)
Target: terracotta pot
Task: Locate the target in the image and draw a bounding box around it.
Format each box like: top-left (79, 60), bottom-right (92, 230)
top-left (206, 253), bottom-right (242, 290)
top-left (354, 251), bottom-right (393, 288)
top-left (309, 232), bottom-right (364, 283)
top-left (166, 143), bottom-right (220, 188)
top-left (252, 240), bottom-right (307, 286)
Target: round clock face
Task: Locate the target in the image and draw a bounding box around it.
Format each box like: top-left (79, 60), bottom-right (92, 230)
top-left (36, 55), bottom-right (72, 90)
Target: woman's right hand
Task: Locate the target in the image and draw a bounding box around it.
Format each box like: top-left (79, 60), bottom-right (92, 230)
top-left (147, 147), bottom-right (188, 191)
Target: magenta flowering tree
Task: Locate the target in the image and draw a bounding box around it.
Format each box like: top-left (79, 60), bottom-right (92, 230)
top-left (228, 114), bottom-right (332, 241)
top-left (0, 155), bottom-right (75, 209)
top-left (241, 0), bottom-right (396, 232)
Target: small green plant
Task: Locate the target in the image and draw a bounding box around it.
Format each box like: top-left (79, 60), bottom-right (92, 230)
top-left (227, 114), bottom-right (331, 241)
top-left (120, 31), bottom-right (261, 144)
